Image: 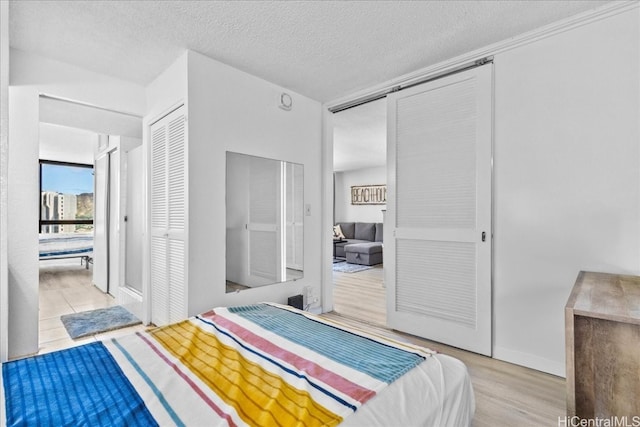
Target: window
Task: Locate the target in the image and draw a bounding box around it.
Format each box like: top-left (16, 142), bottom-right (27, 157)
top-left (39, 160), bottom-right (94, 234)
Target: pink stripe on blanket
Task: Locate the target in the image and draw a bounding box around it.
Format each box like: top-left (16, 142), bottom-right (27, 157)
top-left (136, 332), bottom-right (238, 427)
top-left (200, 310), bottom-right (376, 404)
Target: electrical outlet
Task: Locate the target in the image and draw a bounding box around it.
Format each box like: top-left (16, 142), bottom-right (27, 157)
top-left (302, 286), bottom-right (310, 306)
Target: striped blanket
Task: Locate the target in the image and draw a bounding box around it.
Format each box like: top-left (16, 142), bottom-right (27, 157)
top-left (2, 303), bottom-right (437, 426)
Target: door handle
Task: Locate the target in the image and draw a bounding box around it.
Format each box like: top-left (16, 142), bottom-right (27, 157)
top-left (482, 231), bottom-right (486, 242)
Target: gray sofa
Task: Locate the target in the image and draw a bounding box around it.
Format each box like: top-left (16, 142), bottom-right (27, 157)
top-left (334, 222), bottom-right (383, 266)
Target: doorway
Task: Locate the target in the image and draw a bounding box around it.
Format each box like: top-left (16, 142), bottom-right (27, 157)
top-left (37, 126), bottom-right (113, 352)
top-left (331, 98), bottom-right (387, 326)
top-left (37, 96), bottom-right (144, 353)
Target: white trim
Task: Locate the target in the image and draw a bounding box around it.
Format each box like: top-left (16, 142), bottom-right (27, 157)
top-left (0, 0), bottom-right (9, 364)
top-left (320, 109), bottom-right (334, 313)
top-left (149, 101), bottom-right (185, 127)
top-left (493, 346), bottom-right (565, 378)
top-left (325, 1), bottom-right (638, 111)
top-left (117, 286), bottom-right (143, 320)
top-left (38, 93), bottom-right (143, 119)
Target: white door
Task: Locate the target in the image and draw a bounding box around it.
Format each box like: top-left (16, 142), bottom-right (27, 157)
top-left (125, 145), bottom-right (143, 292)
top-left (247, 156), bottom-right (282, 286)
top-left (150, 106), bottom-right (187, 326)
top-left (93, 153), bottom-right (109, 293)
top-left (386, 65), bottom-right (493, 356)
top-left (107, 149), bottom-right (119, 296)
top-left (286, 162), bottom-right (303, 272)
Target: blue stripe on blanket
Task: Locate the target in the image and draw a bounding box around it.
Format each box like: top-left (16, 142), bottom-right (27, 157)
top-left (39, 247), bottom-right (92, 257)
top-left (228, 304), bottom-right (425, 383)
top-left (111, 338), bottom-right (185, 427)
top-left (2, 342), bottom-right (157, 427)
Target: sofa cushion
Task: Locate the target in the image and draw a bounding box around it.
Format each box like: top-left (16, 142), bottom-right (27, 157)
top-left (338, 222), bottom-right (355, 239)
top-left (355, 222), bottom-right (376, 241)
top-left (375, 223), bottom-right (383, 242)
top-left (344, 242), bottom-right (383, 255)
top-left (346, 251), bottom-right (383, 266)
top-left (334, 239), bottom-right (368, 258)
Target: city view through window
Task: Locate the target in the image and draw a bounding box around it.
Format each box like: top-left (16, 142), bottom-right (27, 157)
top-left (40, 161), bottom-right (94, 235)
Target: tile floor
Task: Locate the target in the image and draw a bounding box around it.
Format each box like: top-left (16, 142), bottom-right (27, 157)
top-left (38, 259), bottom-right (147, 356)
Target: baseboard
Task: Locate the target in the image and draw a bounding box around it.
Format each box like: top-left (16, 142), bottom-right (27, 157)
top-left (117, 286), bottom-right (143, 321)
top-left (493, 346), bottom-right (566, 378)
top-left (308, 306), bottom-right (322, 315)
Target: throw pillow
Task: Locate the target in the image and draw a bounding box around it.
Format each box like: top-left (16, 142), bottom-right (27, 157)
top-left (333, 225), bottom-right (345, 239)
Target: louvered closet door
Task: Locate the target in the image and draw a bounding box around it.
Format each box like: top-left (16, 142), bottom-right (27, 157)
top-left (386, 65), bottom-right (492, 356)
top-left (150, 105), bottom-right (187, 326)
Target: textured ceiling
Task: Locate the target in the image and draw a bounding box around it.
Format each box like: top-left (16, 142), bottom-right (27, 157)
top-left (9, 0), bottom-right (612, 103)
top-left (9, 0), bottom-right (614, 171)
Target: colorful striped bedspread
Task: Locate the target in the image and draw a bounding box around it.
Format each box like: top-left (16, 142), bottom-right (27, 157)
top-left (1, 303), bottom-right (441, 426)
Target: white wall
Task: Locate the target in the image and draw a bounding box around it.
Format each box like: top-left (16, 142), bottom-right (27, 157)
top-left (144, 50), bottom-right (322, 318)
top-left (334, 166), bottom-right (386, 223)
top-left (8, 87), bottom-right (40, 358)
top-left (145, 52), bottom-right (187, 122)
top-left (39, 123), bottom-right (97, 165)
top-left (492, 7), bottom-right (640, 376)
top-left (186, 50), bottom-right (323, 313)
top-left (11, 49), bottom-right (145, 116)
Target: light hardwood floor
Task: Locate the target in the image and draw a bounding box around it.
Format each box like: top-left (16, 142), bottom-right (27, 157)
top-left (331, 263), bottom-right (566, 426)
top-left (332, 263), bottom-right (386, 326)
top-left (38, 260), bottom-right (146, 355)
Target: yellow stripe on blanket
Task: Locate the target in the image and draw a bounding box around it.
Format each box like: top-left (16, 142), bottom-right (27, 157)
top-left (150, 321), bottom-right (342, 427)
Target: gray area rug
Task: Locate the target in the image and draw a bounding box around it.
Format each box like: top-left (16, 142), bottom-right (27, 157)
top-left (61, 305), bottom-right (141, 339)
top-left (332, 261), bottom-right (373, 273)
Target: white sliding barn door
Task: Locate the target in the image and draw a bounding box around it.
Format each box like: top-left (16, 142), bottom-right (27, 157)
top-left (150, 106), bottom-right (187, 326)
top-left (386, 65), bottom-right (493, 356)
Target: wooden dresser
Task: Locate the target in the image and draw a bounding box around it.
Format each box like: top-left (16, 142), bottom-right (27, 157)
top-left (565, 271), bottom-right (640, 417)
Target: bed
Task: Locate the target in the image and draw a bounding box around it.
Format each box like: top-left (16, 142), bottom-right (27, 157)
top-left (0, 303), bottom-right (474, 426)
top-left (39, 233), bottom-right (93, 268)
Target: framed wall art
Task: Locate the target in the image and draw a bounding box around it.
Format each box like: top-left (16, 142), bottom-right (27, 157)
top-left (351, 184), bottom-right (386, 205)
